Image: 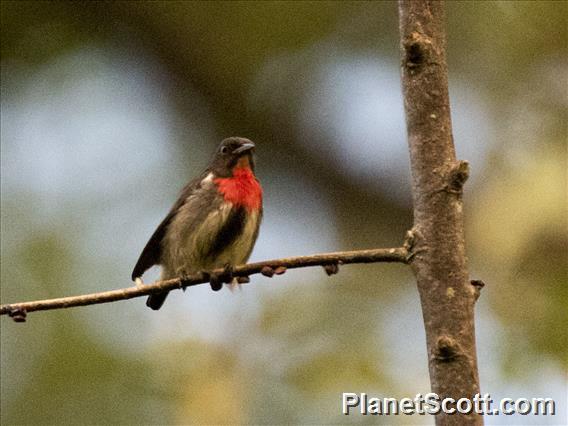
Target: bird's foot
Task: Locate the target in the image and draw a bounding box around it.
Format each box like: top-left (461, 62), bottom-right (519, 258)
top-left (207, 264), bottom-right (236, 292)
top-left (219, 264), bottom-right (235, 284)
top-left (207, 264), bottom-right (236, 291)
top-left (203, 264), bottom-right (240, 291)
top-left (134, 277), bottom-right (145, 287)
top-left (208, 273), bottom-right (222, 291)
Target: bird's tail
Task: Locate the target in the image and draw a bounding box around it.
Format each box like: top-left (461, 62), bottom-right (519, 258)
top-left (146, 291), bottom-right (169, 310)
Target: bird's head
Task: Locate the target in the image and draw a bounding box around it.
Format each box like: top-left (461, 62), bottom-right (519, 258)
top-left (211, 137), bottom-right (256, 177)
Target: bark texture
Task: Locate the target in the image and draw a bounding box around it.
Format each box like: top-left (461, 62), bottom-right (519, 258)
top-left (398, 1), bottom-right (482, 424)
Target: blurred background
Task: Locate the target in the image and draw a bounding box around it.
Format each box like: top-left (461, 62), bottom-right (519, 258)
top-left (1, 1), bottom-right (566, 424)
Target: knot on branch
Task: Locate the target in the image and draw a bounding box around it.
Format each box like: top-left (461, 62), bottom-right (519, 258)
top-left (403, 228), bottom-right (426, 263)
top-left (8, 307), bottom-right (27, 323)
top-left (403, 32), bottom-right (433, 70)
top-left (470, 279), bottom-right (485, 302)
top-left (323, 261), bottom-right (341, 276)
top-left (260, 265), bottom-right (287, 278)
top-left (433, 335), bottom-right (462, 362)
top-left (236, 276), bottom-right (250, 284)
top-left (447, 160), bottom-right (470, 193)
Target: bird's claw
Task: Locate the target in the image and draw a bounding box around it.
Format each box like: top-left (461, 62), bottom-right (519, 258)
top-left (220, 264), bottom-right (234, 283)
top-left (209, 274), bottom-right (223, 291)
top-left (134, 277), bottom-right (145, 287)
top-left (208, 265), bottom-right (234, 292)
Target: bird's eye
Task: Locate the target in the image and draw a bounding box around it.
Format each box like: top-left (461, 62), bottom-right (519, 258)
top-left (220, 146), bottom-right (229, 154)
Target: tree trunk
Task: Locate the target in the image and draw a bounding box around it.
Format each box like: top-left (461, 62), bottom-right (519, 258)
top-left (398, 1), bottom-right (482, 424)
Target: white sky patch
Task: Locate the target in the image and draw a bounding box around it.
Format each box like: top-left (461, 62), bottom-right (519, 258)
top-left (1, 48), bottom-right (175, 203)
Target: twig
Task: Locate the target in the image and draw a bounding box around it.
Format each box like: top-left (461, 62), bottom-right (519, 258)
top-left (1, 247), bottom-right (408, 320)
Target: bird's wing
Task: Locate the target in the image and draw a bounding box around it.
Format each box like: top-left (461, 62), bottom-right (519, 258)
top-left (131, 172), bottom-right (208, 281)
top-left (131, 213), bottom-right (172, 280)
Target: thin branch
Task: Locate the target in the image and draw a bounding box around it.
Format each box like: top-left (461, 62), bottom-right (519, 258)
top-left (1, 247), bottom-right (409, 321)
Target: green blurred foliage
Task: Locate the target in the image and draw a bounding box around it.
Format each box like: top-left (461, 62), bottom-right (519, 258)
top-left (1, 1), bottom-right (566, 425)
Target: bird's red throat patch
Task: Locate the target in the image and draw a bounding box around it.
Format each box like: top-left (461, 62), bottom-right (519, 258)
top-left (214, 165), bottom-right (262, 211)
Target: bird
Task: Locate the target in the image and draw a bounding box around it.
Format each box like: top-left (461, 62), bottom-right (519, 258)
top-left (132, 137), bottom-right (263, 310)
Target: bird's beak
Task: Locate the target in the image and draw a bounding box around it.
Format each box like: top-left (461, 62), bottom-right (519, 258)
top-left (233, 142), bottom-right (255, 154)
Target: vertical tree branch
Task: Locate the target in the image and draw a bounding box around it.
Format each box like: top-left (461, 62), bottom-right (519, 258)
top-left (398, 1), bottom-right (482, 425)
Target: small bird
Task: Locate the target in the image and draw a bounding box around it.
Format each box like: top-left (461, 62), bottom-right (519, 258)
top-left (132, 137), bottom-right (263, 310)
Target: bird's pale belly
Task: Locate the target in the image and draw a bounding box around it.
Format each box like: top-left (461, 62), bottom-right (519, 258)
top-left (161, 202), bottom-right (259, 280)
